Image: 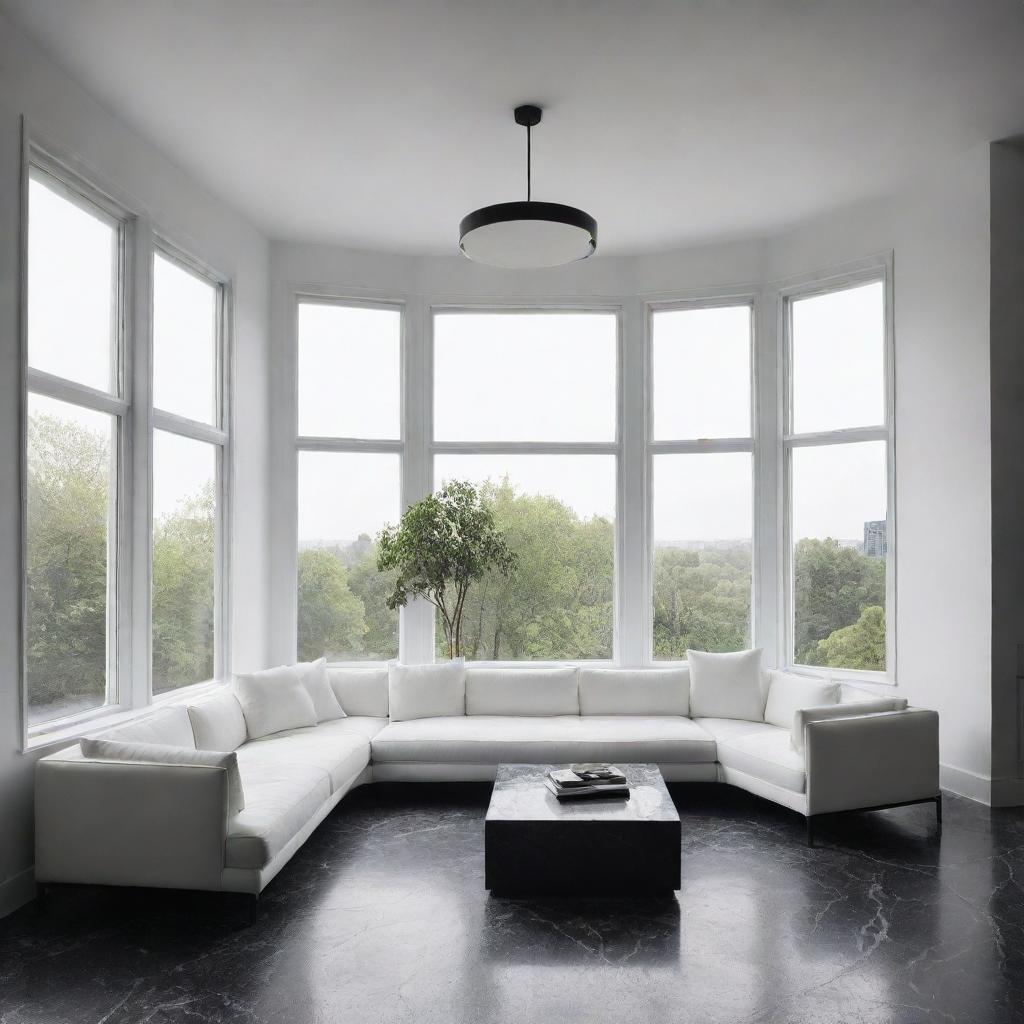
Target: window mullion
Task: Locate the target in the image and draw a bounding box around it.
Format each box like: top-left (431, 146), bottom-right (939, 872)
top-left (129, 215), bottom-right (152, 713)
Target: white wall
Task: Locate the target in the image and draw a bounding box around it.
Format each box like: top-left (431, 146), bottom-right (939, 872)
top-left (0, 14), bottom-right (272, 916)
top-left (988, 138), bottom-right (1024, 805)
top-left (764, 144), bottom-right (994, 798)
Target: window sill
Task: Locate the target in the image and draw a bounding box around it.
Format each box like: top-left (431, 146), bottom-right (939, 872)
top-left (25, 679), bottom-right (227, 753)
top-left (783, 664), bottom-right (896, 688)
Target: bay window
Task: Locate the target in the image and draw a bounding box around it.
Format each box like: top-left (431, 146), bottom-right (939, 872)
top-left (649, 303), bottom-right (754, 660)
top-left (295, 300), bottom-right (403, 662)
top-left (151, 249), bottom-right (228, 693)
top-left (24, 165), bottom-right (126, 728)
top-left (432, 311), bottom-right (619, 661)
top-left (784, 276), bottom-right (893, 675)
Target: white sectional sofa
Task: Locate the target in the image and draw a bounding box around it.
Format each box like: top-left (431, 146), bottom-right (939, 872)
top-left (35, 661), bottom-right (940, 901)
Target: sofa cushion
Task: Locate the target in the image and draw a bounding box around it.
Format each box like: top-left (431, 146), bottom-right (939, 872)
top-left (763, 671), bottom-right (840, 730)
top-left (715, 726), bottom-right (806, 794)
top-left (226, 762), bottom-right (330, 870)
top-left (578, 667), bottom-right (689, 717)
top-left (235, 717), bottom-right (378, 791)
top-left (187, 689), bottom-right (247, 752)
top-left (692, 717), bottom-right (774, 744)
top-left (371, 715), bottom-right (717, 765)
top-left (466, 667), bottom-right (578, 716)
top-left (79, 738), bottom-right (245, 816)
top-left (234, 664), bottom-right (318, 739)
top-left (687, 648), bottom-right (765, 722)
top-left (297, 658), bottom-right (346, 722)
top-left (388, 660), bottom-right (466, 722)
top-left (792, 698), bottom-right (909, 752)
top-left (87, 706), bottom-right (196, 749)
top-left (328, 667), bottom-right (389, 718)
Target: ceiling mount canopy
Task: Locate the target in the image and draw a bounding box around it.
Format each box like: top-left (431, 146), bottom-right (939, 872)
top-left (459, 105), bottom-right (598, 269)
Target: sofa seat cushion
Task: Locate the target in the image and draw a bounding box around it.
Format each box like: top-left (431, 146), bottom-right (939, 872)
top-left (692, 717), bottom-right (775, 744)
top-left (715, 726), bottom-right (806, 794)
top-left (236, 718), bottom-right (379, 792)
top-left (226, 762), bottom-right (330, 870)
top-left (371, 716), bottom-right (717, 765)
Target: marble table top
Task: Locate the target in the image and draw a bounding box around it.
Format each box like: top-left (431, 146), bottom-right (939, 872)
top-left (486, 763), bottom-right (680, 824)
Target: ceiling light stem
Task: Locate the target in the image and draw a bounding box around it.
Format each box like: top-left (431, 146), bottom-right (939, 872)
top-left (527, 123), bottom-right (532, 202)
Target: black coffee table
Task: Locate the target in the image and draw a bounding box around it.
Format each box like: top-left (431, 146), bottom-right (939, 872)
top-left (484, 763), bottom-right (681, 895)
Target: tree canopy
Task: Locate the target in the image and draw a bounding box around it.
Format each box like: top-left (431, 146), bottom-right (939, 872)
top-left (376, 480), bottom-right (517, 658)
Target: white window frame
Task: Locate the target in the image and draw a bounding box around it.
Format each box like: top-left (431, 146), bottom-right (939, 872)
top-left (20, 124), bottom-right (237, 749)
top-left (780, 257), bottom-right (896, 684)
top-left (426, 303), bottom-right (624, 667)
top-left (149, 239), bottom-right (232, 697)
top-left (20, 148), bottom-right (133, 745)
top-left (292, 292), bottom-right (407, 664)
top-left (644, 293), bottom-right (758, 663)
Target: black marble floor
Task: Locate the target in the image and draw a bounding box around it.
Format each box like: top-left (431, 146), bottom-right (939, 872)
top-left (1, 783), bottom-right (1022, 1024)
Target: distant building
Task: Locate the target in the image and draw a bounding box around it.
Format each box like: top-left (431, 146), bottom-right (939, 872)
top-left (863, 520), bottom-right (886, 558)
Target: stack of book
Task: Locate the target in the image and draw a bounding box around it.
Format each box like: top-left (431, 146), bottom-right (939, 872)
top-left (544, 764), bottom-right (630, 801)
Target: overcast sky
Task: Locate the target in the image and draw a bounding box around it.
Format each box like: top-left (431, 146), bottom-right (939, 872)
top-left (29, 173), bottom-right (886, 547)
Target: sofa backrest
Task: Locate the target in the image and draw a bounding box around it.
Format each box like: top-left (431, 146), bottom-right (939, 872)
top-left (86, 705), bottom-right (196, 749)
top-left (578, 667), bottom-right (690, 716)
top-left (465, 667), bottom-right (579, 716)
top-left (328, 666), bottom-right (390, 718)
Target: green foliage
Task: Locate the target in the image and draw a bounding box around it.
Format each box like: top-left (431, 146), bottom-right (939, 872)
top-left (653, 544), bottom-right (751, 658)
top-left (297, 548), bottom-right (368, 661)
top-left (25, 412), bottom-right (109, 710)
top-left (378, 480), bottom-right (517, 658)
top-left (815, 604), bottom-right (885, 670)
top-left (152, 482), bottom-right (215, 692)
top-left (451, 479), bottom-right (614, 660)
top-left (793, 537), bottom-right (885, 669)
top-left (27, 414), bottom-right (890, 705)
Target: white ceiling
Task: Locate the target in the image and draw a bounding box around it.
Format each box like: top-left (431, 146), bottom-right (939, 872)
top-left (5, 0), bottom-right (1024, 255)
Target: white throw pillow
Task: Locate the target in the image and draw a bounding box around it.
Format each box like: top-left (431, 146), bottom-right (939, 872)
top-left (578, 667), bottom-right (690, 717)
top-left (466, 667), bottom-right (579, 716)
top-left (763, 670), bottom-right (840, 730)
top-left (187, 688), bottom-right (247, 752)
top-left (687, 648), bottom-right (765, 722)
top-left (792, 697), bottom-right (909, 752)
top-left (80, 738), bottom-right (245, 817)
top-left (297, 658), bottom-right (346, 722)
top-left (328, 667), bottom-right (390, 718)
top-left (89, 706), bottom-right (196, 748)
top-left (234, 664), bottom-right (317, 739)
top-left (388, 660), bottom-right (466, 722)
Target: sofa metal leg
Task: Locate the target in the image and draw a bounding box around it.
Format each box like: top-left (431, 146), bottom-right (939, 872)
top-left (935, 794), bottom-right (943, 832)
top-left (806, 817), bottom-right (815, 848)
top-left (248, 893), bottom-right (260, 927)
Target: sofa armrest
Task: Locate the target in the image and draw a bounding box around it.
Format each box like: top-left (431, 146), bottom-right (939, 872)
top-left (804, 708), bottom-right (939, 816)
top-left (36, 754), bottom-right (230, 891)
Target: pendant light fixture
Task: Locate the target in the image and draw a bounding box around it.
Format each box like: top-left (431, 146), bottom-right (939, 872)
top-left (459, 105), bottom-right (597, 269)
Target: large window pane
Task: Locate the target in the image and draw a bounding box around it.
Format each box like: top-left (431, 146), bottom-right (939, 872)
top-left (791, 441), bottom-right (887, 670)
top-left (27, 171), bottom-right (117, 392)
top-left (26, 394), bottom-right (114, 725)
top-left (297, 303), bottom-right (400, 439)
top-left (653, 305), bottom-right (751, 440)
top-left (297, 452), bottom-right (400, 661)
top-left (153, 254), bottom-right (218, 424)
top-left (152, 431), bottom-right (216, 693)
top-left (791, 281), bottom-right (885, 433)
top-left (652, 453), bottom-right (752, 658)
top-left (434, 454), bottom-right (615, 660)
top-left (434, 312), bottom-right (616, 442)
